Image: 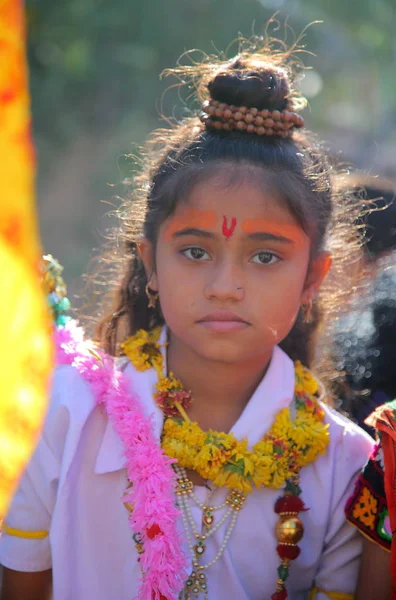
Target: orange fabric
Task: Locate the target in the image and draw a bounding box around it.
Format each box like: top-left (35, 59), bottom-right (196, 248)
top-left (0, 0), bottom-right (53, 517)
top-left (367, 404), bottom-right (396, 599)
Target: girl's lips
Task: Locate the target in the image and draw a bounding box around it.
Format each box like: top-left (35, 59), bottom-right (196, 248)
top-left (198, 320), bottom-right (249, 332)
top-left (197, 311), bottom-right (249, 333)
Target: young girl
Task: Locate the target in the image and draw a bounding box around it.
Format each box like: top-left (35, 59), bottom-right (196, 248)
top-left (0, 38), bottom-right (374, 600)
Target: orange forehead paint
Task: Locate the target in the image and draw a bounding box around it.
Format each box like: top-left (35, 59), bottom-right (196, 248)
top-left (163, 208), bottom-right (218, 241)
top-left (241, 218), bottom-right (306, 245)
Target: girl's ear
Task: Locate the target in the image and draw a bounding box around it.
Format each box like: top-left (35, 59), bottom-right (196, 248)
top-left (137, 237), bottom-right (158, 291)
top-left (301, 251), bottom-right (332, 304)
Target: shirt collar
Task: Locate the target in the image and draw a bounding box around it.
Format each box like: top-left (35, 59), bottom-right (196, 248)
top-left (94, 331), bottom-right (295, 474)
top-left (230, 346), bottom-right (295, 445)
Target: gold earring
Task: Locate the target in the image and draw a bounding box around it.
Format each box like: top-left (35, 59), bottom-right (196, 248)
top-left (145, 283), bottom-right (159, 309)
top-left (301, 299), bottom-right (313, 324)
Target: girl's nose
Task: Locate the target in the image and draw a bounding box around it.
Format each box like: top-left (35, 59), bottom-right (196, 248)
top-left (204, 262), bottom-right (245, 302)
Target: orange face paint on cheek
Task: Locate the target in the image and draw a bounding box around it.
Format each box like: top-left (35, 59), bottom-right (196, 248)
top-left (241, 218), bottom-right (307, 246)
top-left (163, 208), bottom-right (219, 241)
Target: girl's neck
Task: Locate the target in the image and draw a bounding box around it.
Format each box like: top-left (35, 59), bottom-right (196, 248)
top-left (166, 334), bottom-right (273, 433)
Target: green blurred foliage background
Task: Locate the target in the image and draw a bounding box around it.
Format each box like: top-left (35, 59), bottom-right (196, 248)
top-left (26, 0), bottom-right (396, 294)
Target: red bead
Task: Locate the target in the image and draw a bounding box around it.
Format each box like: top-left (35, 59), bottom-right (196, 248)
top-left (274, 495), bottom-right (306, 515)
top-left (276, 543), bottom-right (301, 560)
top-left (271, 591), bottom-right (288, 600)
top-left (146, 524), bottom-right (162, 539)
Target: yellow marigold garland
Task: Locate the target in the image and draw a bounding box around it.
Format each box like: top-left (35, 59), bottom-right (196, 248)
top-left (122, 328), bottom-right (330, 494)
top-left (121, 327), bottom-right (163, 375)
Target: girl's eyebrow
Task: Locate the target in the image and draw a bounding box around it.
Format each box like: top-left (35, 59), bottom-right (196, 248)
top-left (163, 209), bottom-right (218, 241)
top-left (172, 227), bottom-right (215, 239)
top-left (246, 231), bottom-right (295, 244)
top-left (242, 219), bottom-right (305, 245)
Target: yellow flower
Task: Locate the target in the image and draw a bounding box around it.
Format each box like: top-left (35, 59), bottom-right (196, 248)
top-left (162, 438), bottom-right (196, 469)
top-left (251, 456), bottom-right (272, 487)
top-left (295, 361), bottom-right (319, 396)
top-left (270, 410), bottom-right (293, 440)
top-left (194, 444), bottom-right (229, 479)
top-left (213, 469), bottom-right (253, 494)
top-left (156, 373), bottom-right (183, 394)
top-left (122, 327), bottom-right (163, 373)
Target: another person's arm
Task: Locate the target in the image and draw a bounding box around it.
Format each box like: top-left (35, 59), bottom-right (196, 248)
top-left (0, 368), bottom-right (75, 599)
top-left (355, 537), bottom-right (391, 600)
top-left (1, 567), bottom-right (52, 600)
top-left (345, 441), bottom-right (392, 600)
top-left (310, 420), bottom-right (374, 599)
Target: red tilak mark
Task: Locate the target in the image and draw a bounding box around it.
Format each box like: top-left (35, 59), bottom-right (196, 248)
top-left (222, 216), bottom-right (237, 239)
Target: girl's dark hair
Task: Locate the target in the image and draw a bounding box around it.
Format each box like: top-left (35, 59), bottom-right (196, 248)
top-left (333, 173), bottom-right (396, 260)
top-left (93, 36), bottom-right (363, 395)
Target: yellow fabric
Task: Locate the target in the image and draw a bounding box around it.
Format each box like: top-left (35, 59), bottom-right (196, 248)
top-left (1, 523), bottom-right (48, 540)
top-left (309, 588), bottom-right (353, 600)
top-left (0, 1), bottom-right (53, 517)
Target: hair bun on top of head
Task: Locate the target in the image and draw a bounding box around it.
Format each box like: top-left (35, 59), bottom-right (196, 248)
top-left (200, 56), bottom-right (304, 138)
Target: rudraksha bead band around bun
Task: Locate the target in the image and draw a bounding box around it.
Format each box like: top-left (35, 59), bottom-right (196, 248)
top-left (200, 99), bottom-right (304, 138)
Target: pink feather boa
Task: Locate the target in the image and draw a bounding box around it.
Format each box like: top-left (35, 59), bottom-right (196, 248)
top-left (56, 321), bottom-right (187, 600)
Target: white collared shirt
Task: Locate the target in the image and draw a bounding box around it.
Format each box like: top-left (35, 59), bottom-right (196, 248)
top-left (0, 344), bottom-right (373, 600)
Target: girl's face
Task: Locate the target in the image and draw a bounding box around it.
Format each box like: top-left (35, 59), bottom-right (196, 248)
top-left (141, 170), bottom-right (331, 364)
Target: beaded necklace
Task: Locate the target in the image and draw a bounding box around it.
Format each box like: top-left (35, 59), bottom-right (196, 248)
top-left (122, 328), bottom-right (330, 599)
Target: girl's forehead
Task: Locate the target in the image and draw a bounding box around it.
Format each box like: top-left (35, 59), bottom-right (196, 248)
top-left (173, 177), bottom-right (301, 226)
top-left (162, 177), bottom-right (308, 246)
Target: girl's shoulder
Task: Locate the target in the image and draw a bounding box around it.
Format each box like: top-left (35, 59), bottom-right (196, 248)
top-left (40, 363), bottom-right (99, 468)
top-left (49, 362), bottom-right (97, 419)
top-left (45, 322), bottom-right (114, 460)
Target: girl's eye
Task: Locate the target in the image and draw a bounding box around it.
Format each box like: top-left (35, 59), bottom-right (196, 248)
top-left (182, 247), bottom-right (211, 261)
top-left (251, 251), bottom-right (280, 266)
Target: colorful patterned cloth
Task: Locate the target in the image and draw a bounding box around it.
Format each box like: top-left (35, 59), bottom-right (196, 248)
top-left (346, 441), bottom-right (391, 551)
